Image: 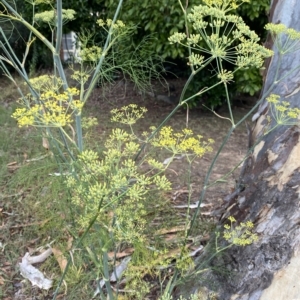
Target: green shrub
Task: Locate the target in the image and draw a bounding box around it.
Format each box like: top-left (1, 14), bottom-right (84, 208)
top-left (103, 0), bottom-right (270, 108)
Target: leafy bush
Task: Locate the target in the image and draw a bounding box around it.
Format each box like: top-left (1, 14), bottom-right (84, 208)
top-left (104, 0), bottom-right (190, 59)
top-left (103, 0), bottom-right (270, 107)
top-left (3, 0), bottom-right (270, 108)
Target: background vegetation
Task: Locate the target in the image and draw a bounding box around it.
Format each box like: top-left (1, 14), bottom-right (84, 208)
top-left (1, 0), bottom-right (270, 108)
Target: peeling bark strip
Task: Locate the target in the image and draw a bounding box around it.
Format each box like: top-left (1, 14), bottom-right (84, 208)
top-left (177, 1), bottom-right (300, 299)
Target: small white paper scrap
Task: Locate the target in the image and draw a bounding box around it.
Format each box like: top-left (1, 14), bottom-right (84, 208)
top-left (94, 256), bottom-right (131, 297)
top-left (19, 249), bottom-right (53, 290)
top-left (174, 201), bottom-right (206, 209)
top-left (163, 155), bottom-right (184, 165)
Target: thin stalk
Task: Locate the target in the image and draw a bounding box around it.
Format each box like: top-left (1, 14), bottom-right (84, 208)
top-left (224, 82), bottom-right (234, 125)
top-left (102, 251), bottom-right (115, 299)
top-left (0, 39), bottom-right (42, 103)
top-left (163, 271), bottom-right (179, 296)
top-left (189, 126), bottom-right (234, 233)
top-left (58, 128), bottom-right (77, 161)
top-left (188, 53), bottom-right (286, 233)
top-left (55, 0), bottom-right (62, 56)
top-left (179, 57), bottom-right (215, 104)
top-left (74, 0), bottom-right (123, 150)
top-left (53, 196), bottom-right (105, 300)
top-left (0, 39), bottom-right (27, 81)
top-left (194, 233), bottom-right (234, 275)
top-left (1, 0), bottom-right (55, 53)
top-left (22, 3), bottom-right (36, 67)
top-left (178, 0), bottom-right (195, 75)
top-left (1, 0), bottom-right (68, 91)
top-left (83, 0), bottom-right (124, 102)
top-left (75, 115), bottom-right (83, 152)
top-left (183, 160), bottom-right (193, 242)
top-left (1, 69), bottom-right (26, 101)
top-left (53, 1), bottom-right (68, 89)
top-left (206, 121), bottom-right (281, 188)
top-left (0, 28), bottom-right (23, 71)
top-left (95, 280), bottom-right (106, 300)
top-left (46, 129), bottom-right (69, 163)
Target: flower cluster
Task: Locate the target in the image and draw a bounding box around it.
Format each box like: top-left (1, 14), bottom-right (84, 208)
top-left (34, 9), bottom-right (76, 26)
top-left (77, 19), bottom-right (127, 63)
top-left (218, 69), bottom-right (234, 83)
top-left (12, 76), bottom-right (82, 127)
top-left (266, 94), bottom-right (300, 126)
top-left (97, 19), bottom-right (126, 31)
top-left (28, 74), bottom-right (63, 92)
top-left (151, 126), bottom-right (214, 158)
top-left (266, 23), bottom-right (300, 54)
top-left (66, 139), bottom-right (171, 243)
top-left (223, 216), bottom-right (258, 246)
top-left (79, 46), bottom-right (102, 62)
top-left (203, 0), bottom-right (250, 11)
top-left (168, 0), bottom-right (273, 71)
top-left (111, 104), bottom-right (148, 125)
top-left (188, 53), bottom-right (205, 68)
top-left (71, 70), bottom-right (90, 84)
top-left (81, 116), bottom-right (98, 129)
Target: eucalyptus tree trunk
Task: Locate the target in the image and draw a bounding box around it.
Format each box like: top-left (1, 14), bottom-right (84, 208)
top-left (178, 1), bottom-right (300, 299)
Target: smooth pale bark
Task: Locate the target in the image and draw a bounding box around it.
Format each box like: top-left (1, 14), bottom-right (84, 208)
top-left (177, 1), bottom-right (300, 299)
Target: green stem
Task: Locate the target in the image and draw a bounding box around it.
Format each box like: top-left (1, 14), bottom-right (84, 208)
top-left (46, 129), bottom-right (70, 163)
top-left (75, 115), bottom-right (83, 152)
top-left (179, 57), bottom-right (215, 104)
top-left (224, 82), bottom-right (234, 125)
top-left (83, 0), bottom-right (124, 103)
top-left (0, 28), bottom-right (23, 72)
top-left (22, 3), bottom-right (36, 67)
top-left (53, 2), bottom-right (68, 90)
top-left (55, 0), bottom-right (62, 56)
top-left (188, 58), bottom-right (285, 233)
top-left (1, 0), bottom-right (55, 53)
top-left (75, 0), bottom-right (124, 151)
top-left (188, 50), bottom-right (288, 233)
top-left (178, 0), bottom-right (195, 75)
top-left (53, 196), bottom-right (105, 299)
top-left (102, 251), bottom-right (115, 299)
top-left (195, 243), bottom-right (233, 274)
top-left (58, 128), bottom-right (77, 161)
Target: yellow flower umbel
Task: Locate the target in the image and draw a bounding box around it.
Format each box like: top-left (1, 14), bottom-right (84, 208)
top-left (266, 94), bottom-right (300, 127)
top-left (81, 117), bottom-right (98, 129)
top-left (79, 46), bottom-right (102, 62)
top-left (97, 18), bottom-right (126, 32)
top-left (12, 76), bottom-right (82, 128)
top-left (265, 23), bottom-right (300, 54)
top-left (66, 147), bottom-right (171, 243)
top-left (168, 0), bottom-right (273, 71)
top-left (203, 0), bottom-right (250, 11)
top-left (223, 216), bottom-right (258, 246)
top-left (34, 9), bottom-right (76, 27)
top-left (111, 104), bottom-right (148, 125)
top-left (151, 126), bottom-right (214, 158)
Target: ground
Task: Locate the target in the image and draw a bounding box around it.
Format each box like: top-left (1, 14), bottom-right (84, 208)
top-left (0, 76), bottom-right (254, 299)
